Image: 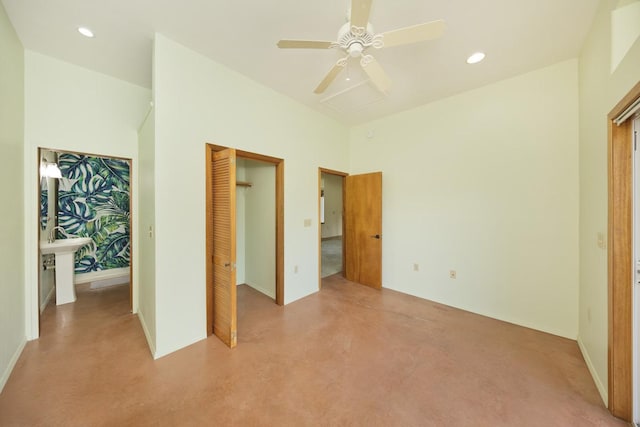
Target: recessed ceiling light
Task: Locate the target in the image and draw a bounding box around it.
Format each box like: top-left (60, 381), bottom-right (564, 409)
top-left (466, 52), bottom-right (485, 64)
top-left (77, 27), bottom-right (94, 38)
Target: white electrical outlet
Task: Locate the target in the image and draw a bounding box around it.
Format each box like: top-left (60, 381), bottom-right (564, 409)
top-left (294, 265), bottom-right (299, 273)
top-left (449, 270), bottom-right (457, 279)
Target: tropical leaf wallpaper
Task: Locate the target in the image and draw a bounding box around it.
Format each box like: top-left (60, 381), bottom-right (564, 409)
top-left (57, 154), bottom-right (130, 273)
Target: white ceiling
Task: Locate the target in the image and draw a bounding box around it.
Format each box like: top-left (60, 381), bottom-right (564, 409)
top-left (2, 0), bottom-right (600, 125)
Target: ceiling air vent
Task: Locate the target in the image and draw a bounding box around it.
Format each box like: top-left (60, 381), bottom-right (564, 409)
top-left (319, 80), bottom-right (386, 114)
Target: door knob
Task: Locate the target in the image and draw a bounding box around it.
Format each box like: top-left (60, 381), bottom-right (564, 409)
top-left (370, 234), bottom-right (380, 239)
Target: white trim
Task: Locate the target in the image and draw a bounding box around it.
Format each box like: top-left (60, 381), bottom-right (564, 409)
top-left (578, 336), bottom-right (608, 406)
top-left (0, 337), bottom-right (27, 393)
top-left (88, 276), bottom-right (129, 289)
top-left (74, 267), bottom-right (129, 285)
top-left (136, 311), bottom-right (156, 359)
top-left (615, 98), bottom-right (640, 126)
top-left (39, 285), bottom-right (55, 313)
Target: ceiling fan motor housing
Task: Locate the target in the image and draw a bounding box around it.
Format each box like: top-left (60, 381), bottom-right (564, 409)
top-left (276, 0), bottom-right (445, 95)
top-left (337, 22), bottom-right (380, 57)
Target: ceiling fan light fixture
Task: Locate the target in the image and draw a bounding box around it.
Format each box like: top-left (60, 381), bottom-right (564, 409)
top-left (78, 27), bottom-right (94, 38)
top-left (348, 42), bottom-right (364, 57)
top-left (466, 52), bottom-right (485, 64)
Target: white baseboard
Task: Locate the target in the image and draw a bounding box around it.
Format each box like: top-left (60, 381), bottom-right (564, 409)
top-left (137, 310), bottom-right (156, 359)
top-left (89, 276), bottom-right (129, 289)
top-left (40, 285), bottom-right (55, 314)
top-left (74, 267), bottom-right (130, 285)
top-left (0, 337), bottom-right (27, 393)
top-left (577, 336), bottom-right (608, 406)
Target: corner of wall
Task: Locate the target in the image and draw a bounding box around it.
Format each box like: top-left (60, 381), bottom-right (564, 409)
top-left (0, 0), bottom-right (27, 395)
top-left (0, 337), bottom-right (26, 393)
top-left (577, 335), bottom-right (608, 406)
top-left (136, 310), bottom-right (156, 359)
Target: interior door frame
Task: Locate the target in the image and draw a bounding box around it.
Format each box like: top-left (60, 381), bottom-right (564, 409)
top-left (36, 147), bottom-right (134, 319)
top-left (608, 80), bottom-right (640, 421)
top-left (633, 115), bottom-right (640, 423)
top-left (318, 167), bottom-right (348, 289)
top-left (205, 143), bottom-right (284, 336)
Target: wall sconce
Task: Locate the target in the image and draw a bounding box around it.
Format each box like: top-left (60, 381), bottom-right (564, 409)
top-left (40, 162), bottom-right (62, 179)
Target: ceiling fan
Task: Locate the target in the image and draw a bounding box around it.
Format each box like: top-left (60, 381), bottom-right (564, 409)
top-left (277, 0), bottom-right (445, 95)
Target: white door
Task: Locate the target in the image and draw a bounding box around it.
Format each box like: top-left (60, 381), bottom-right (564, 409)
top-left (633, 114), bottom-right (640, 425)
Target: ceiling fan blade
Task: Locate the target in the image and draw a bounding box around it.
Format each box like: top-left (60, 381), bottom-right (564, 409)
top-left (277, 40), bottom-right (334, 49)
top-left (380, 20), bottom-right (446, 48)
top-left (314, 62), bottom-right (346, 94)
top-left (350, 0), bottom-right (373, 29)
top-left (361, 56), bottom-right (391, 94)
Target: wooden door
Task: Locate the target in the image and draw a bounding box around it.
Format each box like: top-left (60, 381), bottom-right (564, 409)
top-left (211, 148), bottom-right (237, 348)
top-left (344, 172), bottom-right (382, 288)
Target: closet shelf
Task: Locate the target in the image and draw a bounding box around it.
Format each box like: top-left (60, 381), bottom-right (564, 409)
top-left (236, 181), bottom-right (252, 188)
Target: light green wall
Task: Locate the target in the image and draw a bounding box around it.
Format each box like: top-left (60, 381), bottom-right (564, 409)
top-left (23, 51), bottom-right (151, 338)
top-left (5, 5), bottom-right (633, 401)
top-left (350, 59), bottom-right (580, 339)
top-left (152, 34), bottom-right (350, 357)
top-left (244, 162), bottom-right (276, 298)
top-left (138, 108), bottom-right (156, 355)
top-left (578, 0), bottom-right (640, 404)
top-left (611, 1), bottom-right (640, 73)
top-left (0, 1), bottom-right (25, 392)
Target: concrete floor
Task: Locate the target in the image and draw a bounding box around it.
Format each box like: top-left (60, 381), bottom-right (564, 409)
top-left (321, 236), bottom-right (342, 278)
top-left (0, 277), bottom-right (627, 426)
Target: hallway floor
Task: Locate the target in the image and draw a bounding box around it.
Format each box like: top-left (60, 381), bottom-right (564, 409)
top-left (0, 278), bottom-right (626, 426)
top-left (321, 236), bottom-right (342, 278)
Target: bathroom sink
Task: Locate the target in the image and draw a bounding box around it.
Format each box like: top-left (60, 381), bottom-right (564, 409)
top-left (40, 237), bottom-right (93, 255)
top-left (40, 237), bottom-right (93, 305)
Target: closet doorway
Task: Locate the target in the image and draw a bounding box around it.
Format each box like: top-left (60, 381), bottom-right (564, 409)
top-left (205, 144), bottom-right (284, 348)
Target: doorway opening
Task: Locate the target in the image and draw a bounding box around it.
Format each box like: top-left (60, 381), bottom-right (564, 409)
top-left (205, 144), bottom-right (284, 347)
top-left (319, 168), bottom-right (347, 285)
top-left (236, 157), bottom-right (277, 300)
top-left (36, 147), bottom-right (133, 331)
top-left (318, 168), bottom-right (383, 290)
